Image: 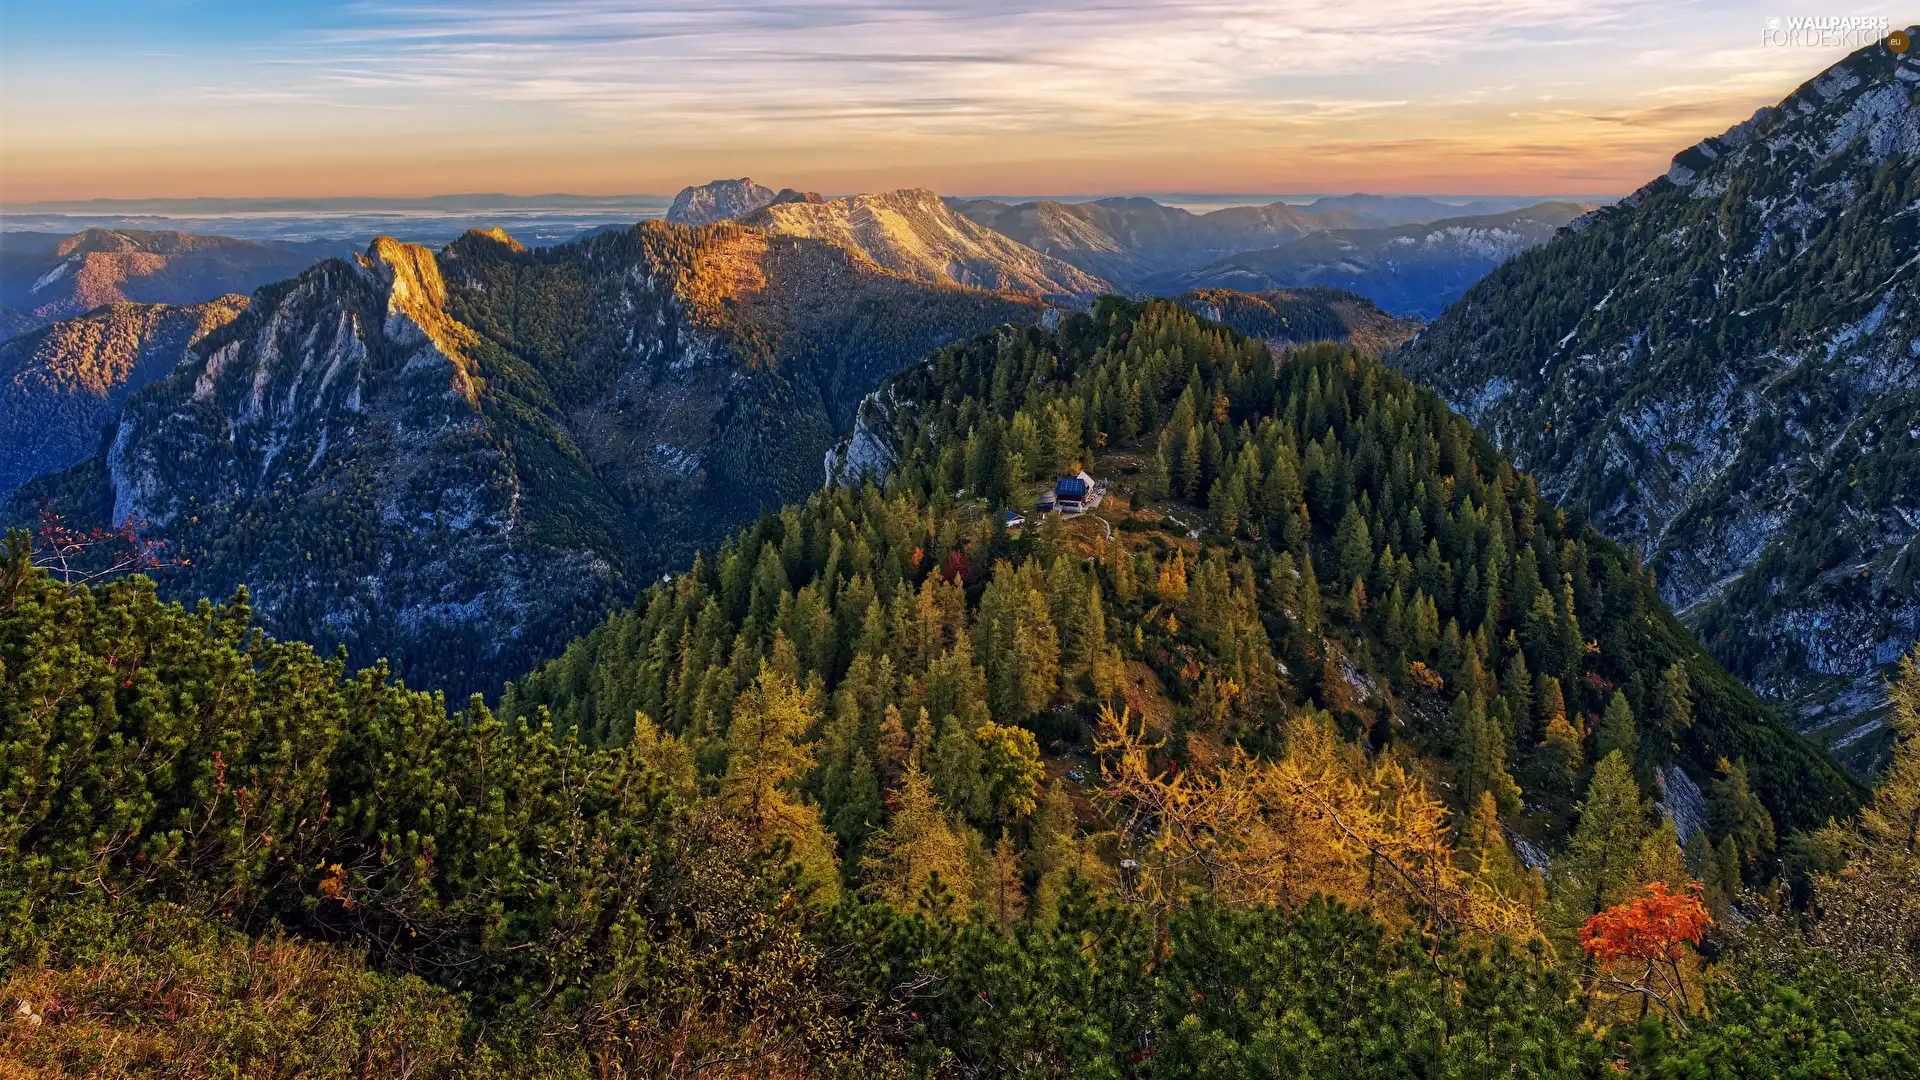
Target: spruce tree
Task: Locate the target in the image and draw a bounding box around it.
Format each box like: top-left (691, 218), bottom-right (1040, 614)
top-left (1595, 690), bottom-right (1639, 768)
top-left (1707, 756), bottom-right (1775, 876)
top-left (1559, 750), bottom-right (1650, 918)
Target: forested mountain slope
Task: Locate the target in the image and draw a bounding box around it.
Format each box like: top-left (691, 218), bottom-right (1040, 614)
top-left (1174, 286), bottom-right (1423, 355)
top-left (523, 297), bottom-right (1857, 843)
top-left (3, 299), bottom-right (1908, 1079)
top-left (1157, 203), bottom-right (1592, 317)
top-left (0, 297), bottom-right (247, 496)
top-left (5, 223), bottom-right (1043, 697)
top-left (1392, 34), bottom-right (1920, 765)
top-left (0, 228), bottom-right (315, 330)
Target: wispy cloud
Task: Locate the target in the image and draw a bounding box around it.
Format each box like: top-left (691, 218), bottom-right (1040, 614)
top-left (290, 0), bottom-right (1664, 127)
top-left (2, 0), bottom-right (1909, 199)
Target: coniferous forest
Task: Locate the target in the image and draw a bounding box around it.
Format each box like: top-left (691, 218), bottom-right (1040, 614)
top-left (4, 300), bottom-right (1917, 1077)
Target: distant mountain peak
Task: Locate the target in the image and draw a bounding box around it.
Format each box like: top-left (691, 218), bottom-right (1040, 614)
top-left (1, 227), bottom-right (317, 328)
top-left (666, 178), bottom-right (778, 225)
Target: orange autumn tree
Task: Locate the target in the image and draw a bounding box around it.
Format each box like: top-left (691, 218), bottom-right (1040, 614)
top-left (1093, 703), bottom-right (1538, 940)
top-left (1579, 881), bottom-right (1713, 1029)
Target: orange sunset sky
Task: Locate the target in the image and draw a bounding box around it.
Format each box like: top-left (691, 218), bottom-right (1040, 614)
top-left (2, 1), bottom-right (1909, 202)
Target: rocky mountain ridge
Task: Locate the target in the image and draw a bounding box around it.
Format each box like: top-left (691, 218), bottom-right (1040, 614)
top-left (745, 187), bottom-right (1109, 303)
top-left (946, 196), bottom-right (1357, 287)
top-left (1391, 34), bottom-right (1920, 767)
top-left (665, 177), bottom-right (778, 226)
top-left (0, 297), bottom-right (248, 497)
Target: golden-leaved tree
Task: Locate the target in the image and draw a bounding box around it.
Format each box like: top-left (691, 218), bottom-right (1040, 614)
top-left (721, 663), bottom-right (842, 902)
top-left (1804, 646), bottom-right (1920, 988)
top-left (1094, 704), bottom-right (1538, 940)
top-left (860, 760), bottom-right (972, 919)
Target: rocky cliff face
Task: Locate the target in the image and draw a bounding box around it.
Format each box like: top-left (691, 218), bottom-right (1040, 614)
top-left (11, 223), bottom-right (1044, 697)
top-left (747, 188), bottom-right (1109, 304)
top-left (1157, 203), bottom-right (1591, 317)
top-left (1391, 35), bottom-right (1920, 766)
top-left (0, 297), bottom-right (247, 496)
top-left (665, 178), bottom-right (778, 226)
top-left (0, 229), bottom-right (316, 329)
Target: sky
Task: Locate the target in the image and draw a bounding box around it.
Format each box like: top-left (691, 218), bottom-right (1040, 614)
top-left (0, 1), bottom-right (1910, 202)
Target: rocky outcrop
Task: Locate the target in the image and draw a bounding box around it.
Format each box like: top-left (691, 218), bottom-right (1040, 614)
top-left (824, 387), bottom-right (902, 487)
top-left (1391, 33), bottom-right (1920, 766)
top-left (666, 178), bottom-right (778, 226)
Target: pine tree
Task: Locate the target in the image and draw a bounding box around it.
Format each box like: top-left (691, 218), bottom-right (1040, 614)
top-left (1464, 790), bottom-right (1544, 912)
top-left (876, 703), bottom-right (911, 780)
top-left (1502, 650), bottom-right (1533, 743)
top-left (1178, 429), bottom-right (1202, 498)
top-left (1456, 693), bottom-right (1523, 816)
top-left (1656, 661), bottom-right (1693, 734)
top-left (975, 719), bottom-right (1045, 820)
top-left (722, 663), bottom-right (842, 900)
top-left (1156, 550), bottom-right (1189, 604)
top-left (1335, 503), bottom-right (1373, 585)
top-left (1024, 780), bottom-right (1081, 927)
top-left (929, 717), bottom-right (986, 820)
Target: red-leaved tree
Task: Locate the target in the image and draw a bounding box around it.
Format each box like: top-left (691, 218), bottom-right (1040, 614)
top-left (30, 509), bottom-right (186, 587)
top-left (1579, 881), bottom-right (1713, 1029)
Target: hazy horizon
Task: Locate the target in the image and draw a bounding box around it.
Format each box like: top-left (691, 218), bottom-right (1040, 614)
top-left (0, 189), bottom-right (1621, 211)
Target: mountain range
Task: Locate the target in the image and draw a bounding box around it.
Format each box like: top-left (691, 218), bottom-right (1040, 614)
top-left (6, 36), bottom-right (1919, 1078)
top-left (7, 223), bottom-right (1043, 695)
top-left (0, 210), bottom-right (1423, 698)
top-left (945, 196), bottom-right (1360, 286)
top-left (1157, 203), bottom-right (1593, 317)
top-left (742, 187), bottom-right (1108, 303)
top-left (1392, 37), bottom-right (1919, 767)
top-left (0, 228), bottom-right (317, 333)
top-left (657, 179), bottom-right (1593, 311)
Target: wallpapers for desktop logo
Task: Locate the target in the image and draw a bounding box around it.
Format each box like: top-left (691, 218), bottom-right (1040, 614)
top-left (1761, 14), bottom-right (1899, 48)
